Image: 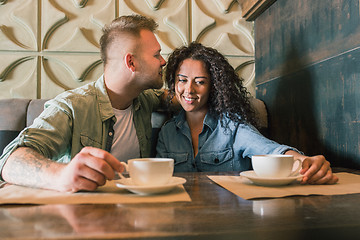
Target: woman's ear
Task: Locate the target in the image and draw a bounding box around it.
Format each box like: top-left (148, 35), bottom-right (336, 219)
top-left (124, 53), bottom-right (135, 72)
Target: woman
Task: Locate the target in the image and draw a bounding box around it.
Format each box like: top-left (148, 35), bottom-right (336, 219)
top-left (156, 42), bottom-right (337, 184)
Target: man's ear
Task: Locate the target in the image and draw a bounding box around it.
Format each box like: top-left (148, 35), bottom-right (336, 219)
top-left (124, 53), bottom-right (135, 72)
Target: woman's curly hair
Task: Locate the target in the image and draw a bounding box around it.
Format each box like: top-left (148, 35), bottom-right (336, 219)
top-left (165, 42), bottom-right (258, 128)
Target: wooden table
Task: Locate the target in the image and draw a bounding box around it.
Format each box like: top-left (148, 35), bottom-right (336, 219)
top-left (1, 169), bottom-right (360, 240)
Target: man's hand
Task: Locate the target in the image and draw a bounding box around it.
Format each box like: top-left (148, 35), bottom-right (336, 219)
top-left (2, 146), bottom-right (124, 193)
top-left (55, 147), bottom-right (124, 192)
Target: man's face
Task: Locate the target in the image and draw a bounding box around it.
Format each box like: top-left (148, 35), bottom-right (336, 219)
top-left (134, 30), bottom-right (166, 89)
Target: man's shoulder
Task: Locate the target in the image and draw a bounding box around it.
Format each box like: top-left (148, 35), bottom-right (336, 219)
top-left (47, 81), bottom-right (99, 109)
top-left (55, 80), bottom-right (97, 97)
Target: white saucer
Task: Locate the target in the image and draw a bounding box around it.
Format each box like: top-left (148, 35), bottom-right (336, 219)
top-left (115, 177), bottom-right (186, 195)
top-left (240, 170), bottom-right (302, 186)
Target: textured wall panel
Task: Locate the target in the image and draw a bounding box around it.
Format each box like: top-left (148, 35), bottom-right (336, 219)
top-left (119, 0), bottom-right (189, 54)
top-left (0, 53), bottom-right (37, 98)
top-left (0, 0), bottom-right (254, 99)
top-left (228, 57), bottom-right (255, 96)
top-left (192, 0), bottom-right (254, 54)
top-left (42, 0), bottom-right (114, 51)
top-left (0, 0), bottom-right (38, 98)
top-left (0, 0), bottom-right (37, 51)
top-left (41, 54), bottom-right (103, 98)
top-left (192, 0), bottom-right (255, 93)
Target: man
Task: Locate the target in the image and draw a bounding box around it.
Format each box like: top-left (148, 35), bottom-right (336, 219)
top-left (0, 15), bottom-right (167, 192)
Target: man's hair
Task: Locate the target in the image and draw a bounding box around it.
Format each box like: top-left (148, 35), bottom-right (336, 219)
top-left (100, 15), bottom-right (158, 65)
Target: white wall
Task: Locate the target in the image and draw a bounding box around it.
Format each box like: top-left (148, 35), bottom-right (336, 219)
top-left (0, 0), bottom-right (254, 99)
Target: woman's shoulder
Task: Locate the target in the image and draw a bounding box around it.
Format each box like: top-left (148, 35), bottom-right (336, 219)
top-left (217, 113), bottom-right (258, 132)
top-left (161, 112), bottom-right (185, 130)
top-left (162, 115), bottom-right (178, 128)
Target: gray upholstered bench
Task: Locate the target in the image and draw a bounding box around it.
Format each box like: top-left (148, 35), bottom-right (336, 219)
top-left (0, 98), bottom-right (267, 157)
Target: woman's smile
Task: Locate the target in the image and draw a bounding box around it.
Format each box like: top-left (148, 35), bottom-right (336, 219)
top-left (183, 95), bottom-right (197, 103)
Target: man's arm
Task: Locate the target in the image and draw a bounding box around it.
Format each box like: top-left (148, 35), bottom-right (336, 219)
top-left (2, 147), bottom-right (59, 189)
top-left (2, 146), bottom-right (124, 192)
top-left (160, 89), bottom-right (180, 111)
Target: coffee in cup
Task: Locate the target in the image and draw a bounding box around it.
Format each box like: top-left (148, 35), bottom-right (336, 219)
top-left (251, 155), bottom-right (301, 178)
top-left (119, 158), bottom-right (174, 186)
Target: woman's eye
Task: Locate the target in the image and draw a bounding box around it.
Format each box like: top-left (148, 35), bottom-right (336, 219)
top-left (178, 79), bottom-right (187, 82)
top-left (196, 81), bottom-right (204, 85)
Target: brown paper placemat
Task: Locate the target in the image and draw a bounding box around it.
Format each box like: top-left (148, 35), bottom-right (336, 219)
top-left (208, 172), bottom-right (360, 200)
top-left (0, 180), bottom-right (191, 205)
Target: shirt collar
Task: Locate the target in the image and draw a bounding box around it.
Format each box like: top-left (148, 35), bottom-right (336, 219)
top-left (203, 113), bottom-right (218, 131)
top-left (174, 110), bottom-right (187, 129)
top-left (95, 75), bottom-right (143, 122)
top-left (133, 97), bottom-right (141, 111)
top-left (175, 110), bottom-right (219, 131)
top-left (95, 75), bottom-right (115, 122)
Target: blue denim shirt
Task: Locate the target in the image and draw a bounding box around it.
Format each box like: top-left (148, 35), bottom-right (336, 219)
top-left (156, 110), bottom-right (300, 172)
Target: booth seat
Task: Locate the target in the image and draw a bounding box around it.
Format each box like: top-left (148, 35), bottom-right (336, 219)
top-left (0, 98), bottom-right (268, 157)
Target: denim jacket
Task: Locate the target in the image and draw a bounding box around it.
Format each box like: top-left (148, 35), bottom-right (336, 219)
top-left (0, 75), bottom-right (163, 180)
top-left (156, 110), bottom-right (300, 172)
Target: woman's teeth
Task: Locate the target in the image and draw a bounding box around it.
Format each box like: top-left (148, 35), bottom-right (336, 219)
top-left (184, 96), bottom-right (194, 102)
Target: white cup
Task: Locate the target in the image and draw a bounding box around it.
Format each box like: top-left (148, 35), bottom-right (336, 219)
top-left (119, 158), bottom-right (174, 186)
top-left (251, 155), bottom-right (301, 178)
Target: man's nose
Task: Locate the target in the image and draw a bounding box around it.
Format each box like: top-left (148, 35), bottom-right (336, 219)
top-left (160, 55), bottom-right (166, 66)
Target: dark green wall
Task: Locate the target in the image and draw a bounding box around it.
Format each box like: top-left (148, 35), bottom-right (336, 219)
top-left (255, 0), bottom-right (360, 168)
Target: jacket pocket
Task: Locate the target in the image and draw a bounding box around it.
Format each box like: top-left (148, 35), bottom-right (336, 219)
top-left (167, 152), bottom-right (194, 172)
top-left (199, 148), bottom-right (233, 166)
top-left (167, 152), bottom-right (189, 165)
top-left (80, 134), bottom-right (102, 148)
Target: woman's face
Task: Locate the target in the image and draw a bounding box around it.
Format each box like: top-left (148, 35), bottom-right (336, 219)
top-left (175, 58), bottom-right (211, 114)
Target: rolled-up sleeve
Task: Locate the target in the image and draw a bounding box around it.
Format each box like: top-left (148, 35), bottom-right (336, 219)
top-left (0, 99), bottom-right (73, 181)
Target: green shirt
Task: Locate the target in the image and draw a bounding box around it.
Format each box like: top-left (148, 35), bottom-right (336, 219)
top-left (0, 76), bottom-right (163, 180)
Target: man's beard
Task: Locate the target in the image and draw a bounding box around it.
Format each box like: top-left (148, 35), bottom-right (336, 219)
top-left (151, 77), bottom-right (164, 89)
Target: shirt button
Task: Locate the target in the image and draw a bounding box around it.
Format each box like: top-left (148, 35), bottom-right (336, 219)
top-left (109, 132), bottom-right (113, 136)
top-left (214, 158), bottom-right (219, 164)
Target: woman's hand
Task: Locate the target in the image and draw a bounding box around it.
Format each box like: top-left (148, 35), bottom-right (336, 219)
top-left (285, 150), bottom-right (338, 185)
top-left (300, 155), bottom-right (338, 184)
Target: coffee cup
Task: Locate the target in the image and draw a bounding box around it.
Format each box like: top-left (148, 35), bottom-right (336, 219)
top-left (119, 158), bottom-right (174, 186)
top-left (251, 155), bottom-right (301, 178)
